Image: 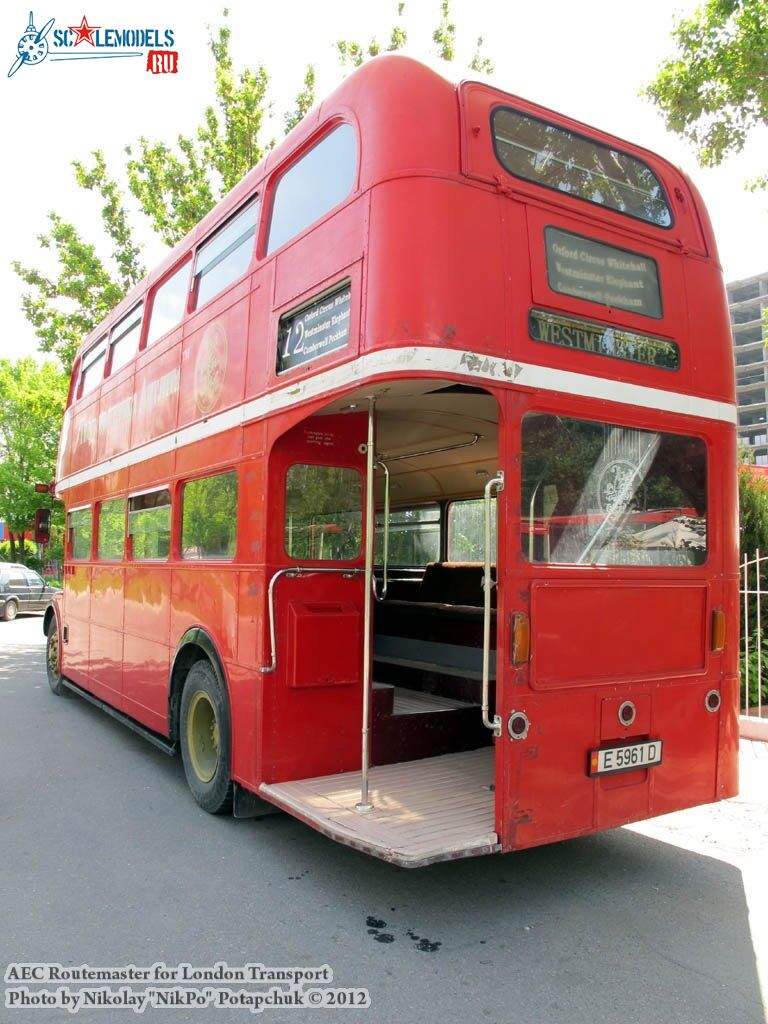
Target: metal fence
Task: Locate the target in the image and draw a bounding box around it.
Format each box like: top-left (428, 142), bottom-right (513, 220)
top-left (741, 549), bottom-right (767, 719)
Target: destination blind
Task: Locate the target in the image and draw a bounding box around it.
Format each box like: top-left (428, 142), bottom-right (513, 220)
top-left (277, 284), bottom-right (351, 373)
top-left (529, 308), bottom-right (679, 370)
top-left (544, 227), bottom-right (662, 319)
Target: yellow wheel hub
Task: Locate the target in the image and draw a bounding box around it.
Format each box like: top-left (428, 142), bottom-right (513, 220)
top-left (47, 629), bottom-right (59, 677)
top-left (187, 690), bottom-right (220, 783)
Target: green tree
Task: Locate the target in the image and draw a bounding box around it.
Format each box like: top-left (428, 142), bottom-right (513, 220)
top-left (644, 0), bottom-right (768, 184)
top-left (0, 358), bottom-right (68, 563)
top-left (469, 37), bottom-right (494, 75)
top-left (337, 1), bottom-right (408, 67)
top-left (433, 0), bottom-right (456, 61)
top-left (739, 463), bottom-right (768, 558)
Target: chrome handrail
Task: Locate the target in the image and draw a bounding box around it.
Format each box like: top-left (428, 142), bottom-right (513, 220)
top-left (259, 566), bottom-right (364, 675)
top-left (381, 433), bottom-right (482, 462)
top-left (528, 477), bottom-right (542, 563)
top-left (482, 471), bottom-right (504, 737)
top-left (373, 458), bottom-right (389, 601)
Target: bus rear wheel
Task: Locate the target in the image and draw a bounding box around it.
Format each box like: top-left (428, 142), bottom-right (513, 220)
top-left (180, 660), bottom-right (233, 814)
top-left (46, 618), bottom-right (68, 696)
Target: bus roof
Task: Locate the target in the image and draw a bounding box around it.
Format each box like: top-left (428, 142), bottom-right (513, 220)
top-left (71, 54), bottom-right (709, 366)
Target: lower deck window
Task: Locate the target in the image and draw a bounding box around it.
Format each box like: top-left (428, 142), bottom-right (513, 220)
top-left (68, 507), bottom-right (92, 560)
top-left (522, 414), bottom-right (707, 566)
top-left (376, 504), bottom-right (440, 567)
top-left (285, 464), bottom-right (361, 561)
top-left (182, 472), bottom-right (238, 559)
top-left (128, 489), bottom-right (171, 560)
top-left (98, 498), bottom-right (126, 560)
top-left (448, 498), bottom-right (497, 561)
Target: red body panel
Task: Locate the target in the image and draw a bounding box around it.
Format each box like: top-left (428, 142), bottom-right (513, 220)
top-left (53, 56), bottom-right (738, 855)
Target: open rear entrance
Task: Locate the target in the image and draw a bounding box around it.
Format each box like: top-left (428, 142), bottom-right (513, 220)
top-left (260, 381), bottom-right (502, 866)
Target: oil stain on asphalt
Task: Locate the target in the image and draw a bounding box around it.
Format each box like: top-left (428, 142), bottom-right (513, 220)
top-left (366, 916), bottom-right (441, 952)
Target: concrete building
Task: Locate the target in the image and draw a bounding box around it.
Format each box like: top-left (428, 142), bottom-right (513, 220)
top-left (728, 271), bottom-right (768, 464)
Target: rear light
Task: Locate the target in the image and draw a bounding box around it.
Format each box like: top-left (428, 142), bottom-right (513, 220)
top-left (510, 612), bottom-right (530, 666)
top-left (711, 608), bottom-right (726, 652)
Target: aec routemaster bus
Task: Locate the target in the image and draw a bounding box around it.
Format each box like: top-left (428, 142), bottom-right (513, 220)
top-left (44, 56), bottom-right (738, 867)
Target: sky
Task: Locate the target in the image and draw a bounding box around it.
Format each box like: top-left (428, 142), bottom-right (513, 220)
top-left (1, 0), bottom-right (766, 363)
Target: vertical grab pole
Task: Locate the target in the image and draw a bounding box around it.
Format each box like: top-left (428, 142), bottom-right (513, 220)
top-left (482, 471), bottom-right (504, 737)
top-left (374, 459), bottom-right (390, 600)
top-left (356, 397), bottom-right (377, 812)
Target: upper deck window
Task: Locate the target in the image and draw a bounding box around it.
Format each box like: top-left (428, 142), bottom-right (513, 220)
top-left (147, 261), bottom-right (191, 347)
top-left (79, 339), bottom-right (107, 397)
top-left (491, 108), bottom-right (673, 228)
top-left (109, 303), bottom-right (143, 374)
top-left (267, 124), bottom-right (357, 255)
top-left (193, 199), bottom-right (259, 310)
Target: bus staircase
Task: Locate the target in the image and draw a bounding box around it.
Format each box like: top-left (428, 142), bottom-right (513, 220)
top-left (370, 679), bottom-right (489, 765)
top-left (259, 679), bottom-right (497, 867)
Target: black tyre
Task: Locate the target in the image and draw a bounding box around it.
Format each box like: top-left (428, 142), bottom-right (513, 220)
top-left (46, 617), bottom-right (68, 696)
top-left (4, 599), bottom-right (18, 622)
top-left (179, 660), bottom-right (233, 814)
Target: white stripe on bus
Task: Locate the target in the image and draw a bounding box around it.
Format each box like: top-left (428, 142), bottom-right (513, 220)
top-left (55, 346), bottom-right (737, 492)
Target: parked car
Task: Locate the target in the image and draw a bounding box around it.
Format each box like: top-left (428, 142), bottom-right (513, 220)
top-left (0, 564), bottom-right (60, 621)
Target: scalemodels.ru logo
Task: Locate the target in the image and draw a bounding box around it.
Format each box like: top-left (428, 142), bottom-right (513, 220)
top-left (8, 11), bottom-right (178, 78)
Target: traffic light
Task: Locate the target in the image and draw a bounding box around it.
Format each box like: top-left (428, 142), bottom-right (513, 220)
top-left (34, 508), bottom-right (51, 544)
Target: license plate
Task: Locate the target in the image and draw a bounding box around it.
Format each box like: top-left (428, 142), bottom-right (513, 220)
top-left (588, 740), bottom-right (662, 777)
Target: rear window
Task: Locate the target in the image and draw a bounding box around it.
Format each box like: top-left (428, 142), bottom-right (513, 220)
top-left (492, 107), bottom-right (672, 228)
top-left (521, 414), bottom-right (707, 566)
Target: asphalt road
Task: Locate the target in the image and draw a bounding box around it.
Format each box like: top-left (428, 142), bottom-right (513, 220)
top-left (1, 615), bottom-right (766, 1024)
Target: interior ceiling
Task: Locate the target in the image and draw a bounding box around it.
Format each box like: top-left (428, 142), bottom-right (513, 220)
top-left (319, 380), bottom-right (499, 504)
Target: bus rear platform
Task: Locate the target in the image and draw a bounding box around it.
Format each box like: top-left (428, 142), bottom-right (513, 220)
top-left (259, 747), bottom-right (498, 868)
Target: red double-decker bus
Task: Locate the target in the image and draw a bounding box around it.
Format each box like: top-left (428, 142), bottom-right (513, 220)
top-left (45, 56), bottom-right (738, 867)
